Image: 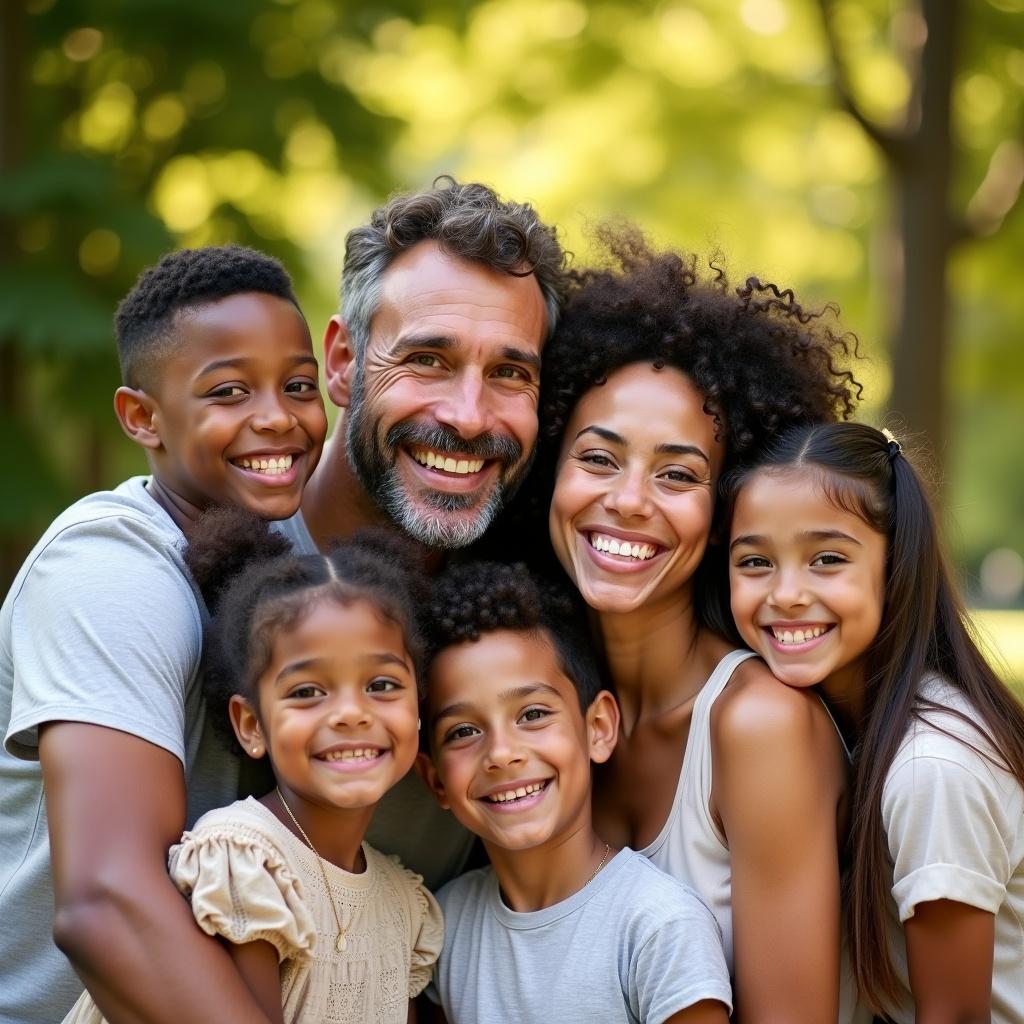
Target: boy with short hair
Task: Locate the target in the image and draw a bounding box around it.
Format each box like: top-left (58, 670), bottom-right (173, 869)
top-left (418, 561), bottom-right (732, 1024)
top-left (0, 245), bottom-right (327, 1024)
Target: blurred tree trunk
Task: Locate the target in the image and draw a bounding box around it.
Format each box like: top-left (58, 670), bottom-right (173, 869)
top-left (821, 0), bottom-right (1023, 466)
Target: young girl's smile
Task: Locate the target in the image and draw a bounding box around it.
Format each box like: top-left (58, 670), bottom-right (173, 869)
top-left (241, 598), bottom-right (420, 823)
top-left (729, 469), bottom-right (887, 698)
top-left (549, 362), bottom-right (723, 616)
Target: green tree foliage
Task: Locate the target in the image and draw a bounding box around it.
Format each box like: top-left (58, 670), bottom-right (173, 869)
top-left (2, 0), bottom-right (1022, 593)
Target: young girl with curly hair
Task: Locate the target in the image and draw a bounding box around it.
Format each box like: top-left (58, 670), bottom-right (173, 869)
top-left (726, 422), bottom-right (1024, 1023)
top-left (537, 224), bottom-right (865, 1022)
top-left (62, 509), bottom-right (442, 1024)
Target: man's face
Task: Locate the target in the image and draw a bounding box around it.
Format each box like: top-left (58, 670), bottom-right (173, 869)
top-left (344, 241), bottom-right (548, 548)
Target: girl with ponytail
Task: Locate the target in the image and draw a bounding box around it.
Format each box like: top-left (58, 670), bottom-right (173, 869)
top-left (63, 508), bottom-right (442, 1024)
top-left (724, 421), bottom-right (1024, 1023)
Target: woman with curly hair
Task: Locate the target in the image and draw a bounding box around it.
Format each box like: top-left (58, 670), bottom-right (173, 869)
top-left (538, 225), bottom-right (865, 1023)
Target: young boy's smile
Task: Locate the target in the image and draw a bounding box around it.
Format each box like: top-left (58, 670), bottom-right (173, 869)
top-left (423, 629), bottom-right (612, 855)
top-left (134, 291), bottom-right (327, 523)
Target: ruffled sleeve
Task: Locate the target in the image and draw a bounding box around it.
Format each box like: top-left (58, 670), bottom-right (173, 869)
top-left (402, 869), bottom-right (445, 997)
top-left (168, 822), bottom-right (317, 963)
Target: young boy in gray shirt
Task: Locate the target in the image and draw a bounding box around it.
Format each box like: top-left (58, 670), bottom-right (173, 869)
top-left (417, 562), bottom-right (731, 1024)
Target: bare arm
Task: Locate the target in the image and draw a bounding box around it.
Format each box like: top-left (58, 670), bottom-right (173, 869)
top-left (42, 723), bottom-right (276, 1024)
top-left (905, 899), bottom-right (994, 1024)
top-left (713, 674), bottom-right (845, 1024)
top-left (225, 940), bottom-right (285, 1024)
top-left (663, 1000), bottom-right (730, 1024)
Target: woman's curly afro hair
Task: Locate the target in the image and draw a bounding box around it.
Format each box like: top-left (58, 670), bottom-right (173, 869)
top-left (540, 222), bottom-right (862, 465)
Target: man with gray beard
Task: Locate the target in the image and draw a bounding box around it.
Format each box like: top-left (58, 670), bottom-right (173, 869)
top-left (274, 177), bottom-right (568, 887)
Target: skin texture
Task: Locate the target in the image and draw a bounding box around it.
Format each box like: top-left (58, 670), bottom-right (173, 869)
top-left (730, 469), bottom-right (999, 1019)
top-left (420, 629), bottom-right (619, 912)
top-left (43, 292), bottom-right (328, 1023)
top-left (227, 599), bottom-right (421, 1010)
top-left (115, 291), bottom-right (327, 531)
top-left (550, 363), bottom-right (847, 1023)
top-left (301, 240), bottom-right (548, 550)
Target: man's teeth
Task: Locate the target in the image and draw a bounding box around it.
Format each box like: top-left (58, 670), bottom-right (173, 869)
top-left (235, 454), bottom-right (293, 474)
top-left (321, 747), bottom-right (382, 762)
top-left (411, 449), bottom-right (485, 475)
top-left (485, 781), bottom-right (546, 803)
top-left (771, 626), bottom-right (828, 645)
top-left (590, 533), bottom-right (657, 561)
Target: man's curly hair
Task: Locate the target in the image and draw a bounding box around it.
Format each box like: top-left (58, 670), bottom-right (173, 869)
top-left (115, 244), bottom-right (300, 390)
top-left (540, 223), bottom-right (861, 461)
top-left (423, 561), bottom-right (603, 715)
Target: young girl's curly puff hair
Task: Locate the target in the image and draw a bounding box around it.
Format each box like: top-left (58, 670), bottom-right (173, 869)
top-left (184, 507), bottom-right (428, 754)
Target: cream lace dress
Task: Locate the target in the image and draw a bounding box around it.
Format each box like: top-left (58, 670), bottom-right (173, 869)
top-left (62, 797), bottom-right (444, 1024)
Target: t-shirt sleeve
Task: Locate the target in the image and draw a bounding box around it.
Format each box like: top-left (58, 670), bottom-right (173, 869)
top-left (632, 890), bottom-right (733, 1023)
top-left (5, 512), bottom-right (202, 762)
top-left (168, 822), bottom-right (317, 963)
top-left (883, 750), bottom-right (1013, 921)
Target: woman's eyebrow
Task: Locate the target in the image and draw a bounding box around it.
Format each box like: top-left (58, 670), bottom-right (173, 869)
top-left (574, 425), bottom-right (625, 445)
top-left (655, 443), bottom-right (708, 463)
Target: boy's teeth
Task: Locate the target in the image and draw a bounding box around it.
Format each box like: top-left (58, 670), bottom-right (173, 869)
top-left (589, 533), bottom-right (657, 561)
top-left (236, 454), bottom-right (294, 474)
top-left (771, 626), bottom-right (826, 645)
top-left (411, 448), bottom-right (484, 474)
top-left (486, 781), bottom-right (546, 803)
top-left (322, 747), bottom-right (381, 762)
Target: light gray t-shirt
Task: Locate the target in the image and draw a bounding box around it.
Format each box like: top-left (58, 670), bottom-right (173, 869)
top-left (0, 477), bottom-right (239, 1024)
top-left (429, 848), bottom-right (732, 1023)
top-left (275, 510), bottom-right (476, 892)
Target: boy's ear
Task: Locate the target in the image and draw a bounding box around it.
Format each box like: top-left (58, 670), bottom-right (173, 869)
top-left (322, 315), bottom-right (358, 410)
top-left (586, 690), bottom-right (620, 766)
top-left (229, 695), bottom-right (265, 760)
top-left (415, 751), bottom-right (451, 810)
top-left (114, 386), bottom-right (162, 450)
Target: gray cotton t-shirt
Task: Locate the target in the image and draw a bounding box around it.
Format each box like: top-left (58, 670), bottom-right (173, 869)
top-left (0, 477), bottom-right (239, 1024)
top-left (429, 848), bottom-right (733, 1024)
top-left (274, 510), bottom-right (475, 892)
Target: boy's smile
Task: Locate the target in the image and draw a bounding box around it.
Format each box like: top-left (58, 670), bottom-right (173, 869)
top-left (138, 291), bottom-right (327, 524)
top-left (422, 629), bottom-right (609, 855)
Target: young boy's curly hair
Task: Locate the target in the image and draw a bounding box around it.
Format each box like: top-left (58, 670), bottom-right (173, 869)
top-left (540, 222), bottom-right (861, 462)
top-left (115, 244), bottom-right (300, 390)
top-left (424, 561), bottom-right (603, 712)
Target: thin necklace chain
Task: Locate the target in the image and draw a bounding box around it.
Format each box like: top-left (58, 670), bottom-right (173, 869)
top-left (587, 842), bottom-right (612, 887)
top-left (276, 787), bottom-right (348, 952)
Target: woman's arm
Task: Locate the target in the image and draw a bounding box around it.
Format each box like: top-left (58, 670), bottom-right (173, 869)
top-left (42, 723), bottom-right (276, 1024)
top-left (904, 899), bottom-right (994, 1024)
top-left (713, 672), bottom-right (846, 1024)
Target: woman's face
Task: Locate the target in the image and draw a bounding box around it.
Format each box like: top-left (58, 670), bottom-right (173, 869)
top-left (549, 362), bottom-right (724, 615)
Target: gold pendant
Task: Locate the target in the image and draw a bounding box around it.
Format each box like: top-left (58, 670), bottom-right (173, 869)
top-left (336, 931), bottom-right (347, 952)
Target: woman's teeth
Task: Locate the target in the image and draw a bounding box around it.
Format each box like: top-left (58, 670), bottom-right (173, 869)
top-left (771, 625), bottom-right (829, 645)
top-left (234, 454), bottom-right (293, 474)
top-left (485, 781), bottom-right (547, 803)
top-left (589, 533), bottom-right (657, 560)
top-left (321, 747), bottom-right (382, 762)
top-left (411, 449), bottom-right (484, 475)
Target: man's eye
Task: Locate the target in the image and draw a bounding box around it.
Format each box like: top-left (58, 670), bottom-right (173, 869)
top-left (493, 365), bottom-right (531, 381)
top-left (409, 354), bottom-right (443, 368)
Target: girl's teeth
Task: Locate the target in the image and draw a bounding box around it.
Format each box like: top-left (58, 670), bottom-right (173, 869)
top-left (589, 533), bottom-right (657, 561)
top-left (322, 748), bottom-right (381, 762)
top-left (772, 626), bottom-right (826, 645)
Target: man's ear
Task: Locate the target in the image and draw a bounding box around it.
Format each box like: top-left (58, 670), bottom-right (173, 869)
top-left (114, 386), bottom-right (162, 450)
top-left (586, 690), bottom-right (620, 766)
top-left (322, 315), bottom-right (357, 410)
top-left (229, 695), bottom-right (266, 761)
top-left (415, 751), bottom-right (451, 810)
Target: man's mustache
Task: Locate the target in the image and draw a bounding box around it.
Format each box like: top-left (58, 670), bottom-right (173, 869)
top-left (385, 422), bottom-right (523, 466)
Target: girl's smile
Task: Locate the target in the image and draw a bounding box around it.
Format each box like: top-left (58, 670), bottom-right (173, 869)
top-left (729, 468), bottom-right (887, 702)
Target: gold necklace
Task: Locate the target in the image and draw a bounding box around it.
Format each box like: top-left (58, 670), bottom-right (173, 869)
top-left (586, 842), bottom-right (612, 887)
top-left (276, 787), bottom-right (349, 952)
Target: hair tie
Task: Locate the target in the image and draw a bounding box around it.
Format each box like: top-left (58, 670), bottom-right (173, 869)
top-left (881, 427), bottom-right (902, 461)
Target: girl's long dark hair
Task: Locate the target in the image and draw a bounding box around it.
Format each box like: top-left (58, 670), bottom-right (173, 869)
top-left (721, 422), bottom-right (1024, 1014)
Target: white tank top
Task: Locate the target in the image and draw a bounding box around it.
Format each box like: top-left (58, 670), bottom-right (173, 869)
top-left (638, 648), bottom-right (754, 972)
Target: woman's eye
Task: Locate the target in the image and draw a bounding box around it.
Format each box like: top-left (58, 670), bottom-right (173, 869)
top-left (581, 452), bottom-right (615, 468)
top-left (209, 384), bottom-right (246, 398)
top-left (519, 706), bottom-right (549, 724)
top-left (366, 677), bottom-right (400, 694)
top-left (660, 469), bottom-right (697, 484)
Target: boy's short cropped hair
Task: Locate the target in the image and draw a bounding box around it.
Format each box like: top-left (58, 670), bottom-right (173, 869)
top-left (115, 244), bottom-right (300, 391)
top-left (424, 561), bottom-right (602, 712)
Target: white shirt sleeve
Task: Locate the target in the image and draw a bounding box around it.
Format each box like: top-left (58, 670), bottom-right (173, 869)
top-left (882, 746), bottom-right (1013, 922)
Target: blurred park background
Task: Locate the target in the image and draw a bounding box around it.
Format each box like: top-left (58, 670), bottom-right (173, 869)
top-left (1, 0), bottom-right (1022, 685)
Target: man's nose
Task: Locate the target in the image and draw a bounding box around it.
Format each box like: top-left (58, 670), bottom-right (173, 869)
top-left (434, 371), bottom-right (494, 441)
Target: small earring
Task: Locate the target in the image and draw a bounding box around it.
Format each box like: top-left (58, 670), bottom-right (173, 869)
top-left (417, 718), bottom-right (422, 730)
top-left (252, 746), bottom-right (260, 755)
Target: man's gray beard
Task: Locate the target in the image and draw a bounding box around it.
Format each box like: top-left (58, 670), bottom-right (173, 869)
top-left (345, 368), bottom-right (529, 549)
